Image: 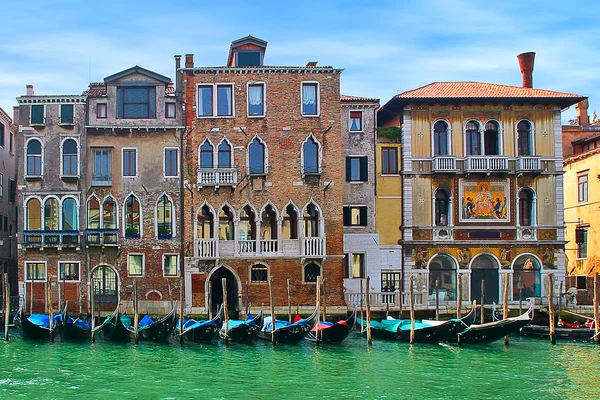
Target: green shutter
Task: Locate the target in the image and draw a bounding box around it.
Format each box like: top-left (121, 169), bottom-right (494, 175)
top-left (61, 105), bottom-right (74, 124)
top-left (30, 105), bottom-right (44, 124)
top-left (343, 206), bottom-right (350, 226)
top-left (116, 88), bottom-right (123, 118)
top-left (360, 157), bottom-right (368, 181)
top-left (360, 207), bottom-right (367, 226)
top-left (345, 157), bottom-right (352, 181)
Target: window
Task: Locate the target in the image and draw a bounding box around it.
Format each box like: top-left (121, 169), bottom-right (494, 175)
top-left (103, 196), bottom-right (117, 229)
top-left (465, 120), bottom-right (481, 156)
top-left (9, 132), bottom-right (13, 153)
top-left (302, 136), bottom-right (320, 174)
top-left (30, 105), bottom-right (44, 124)
top-left (303, 203), bottom-right (319, 237)
top-left (62, 139), bottom-right (78, 175)
top-left (218, 140), bottom-right (232, 168)
top-left (261, 205), bottom-right (277, 243)
top-left (165, 148), bottom-right (178, 177)
top-left (484, 120), bottom-right (500, 155)
top-left (157, 194), bottom-right (173, 239)
top-left (59, 262), bottom-right (80, 281)
top-left (251, 264), bottom-right (268, 283)
top-left (248, 83), bottom-right (265, 116)
top-left (346, 156), bottom-right (368, 182)
top-left (125, 195), bottom-right (141, 238)
top-left (25, 262), bottom-right (46, 281)
top-left (26, 198), bottom-right (42, 230)
top-left (0, 123), bottom-right (4, 148)
top-left (26, 139), bottom-right (42, 175)
top-left (433, 121), bottom-right (450, 156)
top-left (518, 188), bottom-right (534, 226)
top-left (128, 254), bottom-right (144, 276)
top-left (349, 111), bottom-right (363, 131)
top-left (239, 205), bottom-right (256, 242)
top-left (197, 205), bottom-right (214, 239)
top-left (248, 136), bottom-right (266, 174)
top-left (117, 87), bottom-right (156, 119)
top-left (199, 141), bottom-right (214, 168)
top-left (576, 276), bottom-right (587, 290)
top-left (344, 254), bottom-right (365, 279)
top-left (165, 102), bottom-right (176, 118)
top-left (0, 174), bottom-right (2, 197)
top-left (343, 206), bottom-right (367, 227)
top-left (237, 51), bottom-right (261, 67)
top-left (517, 120), bottom-right (533, 156)
top-left (304, 263), bottom-right (321, 283)
top-left (512, 256), bottom-right (541, 299)
top-left (62, 198), bottom-right (77, 231)
top-left (381, 271), bottom-right (401, 292)
top-left (87, 197), bottom-right (100, 229)
top-left (578, 174), bottom-right (588, 203)
top-left (381, 147), bottom-right (398, 175)
top-left (8, 179), bottom-right (15, 203)
top-left (434, 190), bottom-right (450, 226)
top-left (197, 84), bottom-right (234, 117)
top-left (301, 83), bottom-right (319, 116)
top-left (122, 149), bottom-right (137, 177)
top-left (60, 104), bottom-right (74, 124)
top-left (92, 148), bottom-right (112, 184)
top-left (163, 254), bottom-right (178, 277)
top-left (577, 228), bottom-right (588, 259)
top-left (44, 198), bottom-right (59, 230)
top-left (97, 103), bottom-right (107, 118)
top-left (428, 255), bottom-right (457, 301)
top-left (218, 206), bottom-right (234, 240)
top-left (282, 204), bottom-right (298, 239)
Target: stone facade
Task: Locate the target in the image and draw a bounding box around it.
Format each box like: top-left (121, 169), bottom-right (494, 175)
top-left (0, 107), bottom-right (17, 294)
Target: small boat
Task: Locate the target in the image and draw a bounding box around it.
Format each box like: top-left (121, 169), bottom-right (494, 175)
top-left (520, 324), bottom-right (596, 341)
top-left (60, 305), bottom-right (91, 341)
top-left (258, 307), bottom-right (319, 344)
top-left (458, 305), bottom-right (534, 344)
top-left (306, 309), bottom-right (356, 344)
top-left (357, 306), bottom-right (477, 343)
top-left (96, 307), bottom-right (133, 342)
top-left (177, 305), bottom-right (223, 343)
top-left (14, 306), bottom-right (60, 341)
top-left (137, 307), bottom-right (177, 342)
top-left (220, 309), bottom-right (264, 343)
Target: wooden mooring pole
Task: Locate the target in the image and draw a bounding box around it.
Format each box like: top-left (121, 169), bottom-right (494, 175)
top-left (435, 279), bottom-right (440, 321)
top-left (359, 279), bottom-right (364, 334)
top-left (222, 278), bottom-right (229, 341)
top-left (90, 278), bottom-right (96, 343)
top-left (321, 278), bottom-right (327, 322)
top-left (594, 273), bottom-right (599, 345)
top-left (4, 273), bottom-right (10, 341)
top-left (409, 275), bottom-right (415, 345)
top-left (245, 280), bottom-right (249, 316)
top-left (287, 279), bottom-right (292, 323)
top-left (480, 280), bottom-right (485, 324)
top-left (47, 280), bottom-right (53, 342)
top-left (365, 276), bottom-right (372, 345)
top-left (133, 280), bottom-right (139, 344)
top-left (457, 273), bottom-right (462, 319)
top-left (503, 274), bottom-right (510, 345)
top-left (548, 274), bottom-right (556, 345)
top-left (269, 276), bottom-right (276, 343)
top-left (315, 276), bottom-right (321, 344)
top-left (179, 275), bottom-right (185, 345)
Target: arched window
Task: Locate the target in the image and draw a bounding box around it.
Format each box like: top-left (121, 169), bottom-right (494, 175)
top-left (62, 198), bottom-right (77, 230)
top-left (282, 204), bottom-right (298, 239)
top-left (26, 198), bottom-right (42, 230)
top-left (200, 141), bottom-right (214, 168)
top-left (44, 198), bottom-right (59, 230)
top-left (304, 263), bottom-right (321, 283)
top-left (249, 137), bottom-right (265, 174)
top-left (62, 139), bottom-right (78, 175)
top-left (428, 255), bottom-right (457, 301)
top-left (465, 120), bottom-right (481, 156)
top-left (239, 205), bottom-right (256, 241)
top-left (26, 139), bottom-right (42, 175)
top-left (518, 188), bottom-right (534, 226)
top-left (218, 206), bottom-right (234, 240)
top-left (303, 203), bottom-right (319, 237)
top-left (157, 194), bottom-right (173, 239)
top-left (433, 121), bottom-right (449, 156)
top-left (513, 255), bottom-right (541, 299)
top-left (434, 189), bottom-right (450, 226)
top-left (87, 197), bottom-right (100, 229)
top-left (103, 196), bottom-right (117, 229)
top-left (124, 195), bottom-right (141, 238)
top-left (484, 120), bottom-right (500, 155)
top-left (218, 140), bottom-right (232, 168)
top-left (251, 264), bottom-right (268, 283)
top-left (303, 136), bottom-right (319, 174)
top-left (517, 120), bottom-right (533, 156)
top-left (197, 205), bottom-right (214, 239)
top-left (261, 204), bottom-right (277, 241)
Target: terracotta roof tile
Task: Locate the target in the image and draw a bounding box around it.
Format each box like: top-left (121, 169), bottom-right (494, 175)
top-left (396, 82), bottom-right (583, 99)
top-left (341, 94), bottom-right (379, 103)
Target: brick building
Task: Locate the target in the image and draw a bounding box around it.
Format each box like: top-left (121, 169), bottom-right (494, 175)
top-left (179, 36), bottom-right (346, 316)
top-left (0, 107), bottom-right (17, 295)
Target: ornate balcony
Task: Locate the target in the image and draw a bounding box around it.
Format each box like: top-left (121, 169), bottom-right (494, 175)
top-left (23, 230), bottom-right (80, 248)
top-left (466, 156), bottom-right (508, 172)
top-left (516, 156), bottom-right (542, 173)
top-left (85, 229), bottom-right (119, 246)
top-left (197, 167), bottom-right (238, 188)
top-left (194, 237), bottom-right (325, 259)
top-left (302, 237), bottom-right (326, 257)
top-left (432, 156), bottom-right (457, 172)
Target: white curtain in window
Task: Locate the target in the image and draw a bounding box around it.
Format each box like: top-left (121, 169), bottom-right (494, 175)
top-left (303, 85), bottom-right (315, 105)
top-left (249, 85), bottom-right (262, 106)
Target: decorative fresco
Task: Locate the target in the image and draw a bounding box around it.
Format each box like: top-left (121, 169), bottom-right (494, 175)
top-left (459, 180), bottom-right (510, 223)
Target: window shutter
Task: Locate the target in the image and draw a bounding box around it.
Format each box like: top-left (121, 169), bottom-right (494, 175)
top-left (360, 207), bottom-right (367, 226)
top-left (344, 254), bottom-right (349, 279)
top-left (149, 87), bottom-right (156, 118)
top-left (360, 256), bottom-right (365, 278)
top-left (343, 206), bottom-right (350, 226)
top-left (360, 157), bottom-right (368, 181)
top-left (345, 157), bottom-right (352, 182)
top-left (116, 88), bottom-right (123, 118)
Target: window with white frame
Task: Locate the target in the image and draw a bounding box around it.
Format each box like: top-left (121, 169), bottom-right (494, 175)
top-left (218, 140), bottom-right (232, 168)
top-left (124, 194), bottom-right (141, 238)
top-left (62, 139), bottom-right (78, 175)
top-left (465, 120), bottom-right (482, 156)
top-left (199, 140), bottom-right (214, 168)
top-left (59, 261), bottom-right (80, 281)
top-left (165, 148), bottom-right (178, 177)
top-left (302, 135), bottom-right (320, 174)
top-left (381, 147), bottom-right (398, 175)
top-left (26, 139), bottom-right (42, 175)
top-left (344, 254), bottom-right (365, 279)
top-left (248, 83), bottom-right (265, 116)
top-left (518, 188), bottom-right (534, 226)
top-left (123, 149), bottom-right (137, 177)
top-left (248, 136), bottom-right (266, 175)
top-left (484, 120), bottom-right (501, 155)
top-left (197, 84), bottom-right (234, 117)
top-left (301, 83), bottom-right (319, 116)
top-left (128, 254), bottom-right (144, 276)
top-left (92, 148), bottom-right (111, 184)
top-left (157, 194), bottom-right (173, 239)
top-left (433, 120), bottom-right (450, 156)
top-left (349, 111), bottom-right (362, 131)
top-left (163, 254), bottom-right (178, 276)
top-left (578, 173), bottom-right (588, 203)
top-left (517, 120), bottom-right (533, 156)
top-left (165, 102), bottom-right (176, 118)
top-left (26, 262), bottom-right (46, 281)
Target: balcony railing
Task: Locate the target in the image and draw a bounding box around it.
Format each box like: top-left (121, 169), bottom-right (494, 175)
top-left (86, 229), bottom-right (119, 246)
top-left (516, 156), bottom-right (542, 172)
top-left (196, 238), bottom-right (218, 259)
top-left (91, 174), bottom-right (112, 187)
top-left (432, 156), bottom-right (456, 172)
top-left (466, 156), bottom-right (508, 172)
top-left (193, 237), bottom-right (325, 258)
top-left (23, 230), bottom-right (80, 247)
top-left (302, 237), bottom-right (326, 257)
top-left (197, 167), bottom-right (238, 187)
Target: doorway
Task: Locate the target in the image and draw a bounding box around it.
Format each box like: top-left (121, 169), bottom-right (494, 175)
top-left (91, 265), bottom-right (119, 312)
top-left (470, 255), bottom-right (499, 304)
top-left (209, 266), bottom-right (239, 317)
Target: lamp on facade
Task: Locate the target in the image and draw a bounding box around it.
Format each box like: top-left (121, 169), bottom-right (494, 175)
top-left (575, 225), bottom-right (586, 246)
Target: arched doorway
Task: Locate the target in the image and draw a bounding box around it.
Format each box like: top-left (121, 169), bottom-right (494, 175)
top-left (208, 266), bottom-right (239, 318)
top-left (512, 255), bottom-right (542, 300)
top-left (91, 265), bottom-right (119, 312)
top-left (470, 255), bottom-right (499, 304)
top-left (428, 255), bottom-right (457, 301)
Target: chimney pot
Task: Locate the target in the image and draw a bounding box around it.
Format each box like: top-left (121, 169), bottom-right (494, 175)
top-left (576, 99), bottom-right (590, 126)
top-left (13, 106), bottom-right (19, 125)
top-left (185, 54), bottom-right (194, 68)
top-left (517, 52), bottom-right (535, 88)
top-left (26, 84), bottom-right (34, 96)
top-left (175, 55), bottom-right (182, 70)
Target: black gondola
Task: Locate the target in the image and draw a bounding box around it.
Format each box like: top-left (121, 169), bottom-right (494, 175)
top-left (95, 307), bottom-right (133, 342)
top-left (177, 305), bottom-right (223, 343)
top-left (137, 306), bottom-right (177, 342)
top-left (60, 304), bottom-right (91, 341)
top-left (306, 309), bottom-right (356, 344)
top-left (14, 305), bottom-right (60, 341)
top-left (220, 309), bottom-right (264, 343)
top-left (457, 305), bottom-right (533, 344)
top-left (520, 324), bottom-right (596, 341)
top-left (258, 307), bottom-right (319, 344)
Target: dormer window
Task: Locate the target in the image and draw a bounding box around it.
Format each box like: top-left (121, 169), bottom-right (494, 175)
top-left (117, 86), bottom-right (156, 119)
top-left (236, 51), bottom-right (261, 67)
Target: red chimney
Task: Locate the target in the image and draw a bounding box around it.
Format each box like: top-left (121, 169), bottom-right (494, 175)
top-left (576, 99), bottom-right (590, 126)
top-left (185, 54), bottom-right (194, 68)
top-left (517, 52), bottom-right (535, 88)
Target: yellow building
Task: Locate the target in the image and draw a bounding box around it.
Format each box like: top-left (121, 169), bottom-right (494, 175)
top-left (378, 53), bottom-right (585, 306)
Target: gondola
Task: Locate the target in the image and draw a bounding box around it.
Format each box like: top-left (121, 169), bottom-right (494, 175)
top-left (258, 307), bottom-right (319, 344)
top-left (95, 307), bottom-right (133, 342)
top-left (356, 304), bottom-right (477, 343)
top-left (14, 305), bottom-right (61, 341)
top-left (306, 309), bottom-right (356, 344)
top-left (220, 309), bottom-right (264, 343)
top-left (60, 304), bottom-right (91, 341)
top-left (137, 306), bottom-right (177, 342)
top-left (520, 324), bottom-right (596, 341)
top-left (457, 305), bottom-right (534, 344)
top-left (177, 305), bottom-right (223, 343)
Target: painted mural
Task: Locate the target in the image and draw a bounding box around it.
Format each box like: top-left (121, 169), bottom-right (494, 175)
top-left (460, 180), bottom-right (510, 222)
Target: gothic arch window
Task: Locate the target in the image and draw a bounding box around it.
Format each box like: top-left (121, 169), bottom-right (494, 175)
top-left (433, 120), bottom-right (450, 156)
top-left (434, 189), bottom-right (451, 226)
top-left (303, 203), bottom-right (320, 237)
top-left (304, 262), bottom-right (321, 283)
top-left (199, 140), bottom-right (214, 169)
top-left (239, 205), bottom-right (256, 241)
top-left (124, 194), bottom-right (141, 238)
top-left (261, 204), bottom-right (277, 241)
top-left (218, 139), bottom-right (232, 168)
top-left (156, 194), bottom-right (173, 239)
top-left (302, 135), bottom-right (321, 174)
top-left (517, 120), bottom-right (534, 156)
top-left (248, 136), bottom-right (267, 175)
top-left (282, 203), bottom-right (298, 239)
top-left (103, 196), bottom-right (117, 229)
top-left (197, 204), bottom-right (214, 239)
top-left (218, 205), bottom-right (234, 240)
top-left (465, 120), bottom-right (482, 156)
top-left (484, 120), bottom-right (501, 156)
top-left (518, 188), bottom-right (535, 226)
top-left (512, 255), bottom-right (541, 299)
top-left (87, 197), bottom-right (100, 229)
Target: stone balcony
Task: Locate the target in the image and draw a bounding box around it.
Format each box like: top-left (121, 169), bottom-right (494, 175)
top-left (195, 237), bottom-right (326, 259)
top-left (197, 167), bottom-right (238, 188)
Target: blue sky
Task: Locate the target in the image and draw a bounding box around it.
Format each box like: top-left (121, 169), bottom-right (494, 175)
top-left (1, 0), bottom-right (599, 123)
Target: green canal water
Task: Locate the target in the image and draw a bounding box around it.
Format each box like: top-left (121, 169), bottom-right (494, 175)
top-left (1, 332), bottom-right (599, 400)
